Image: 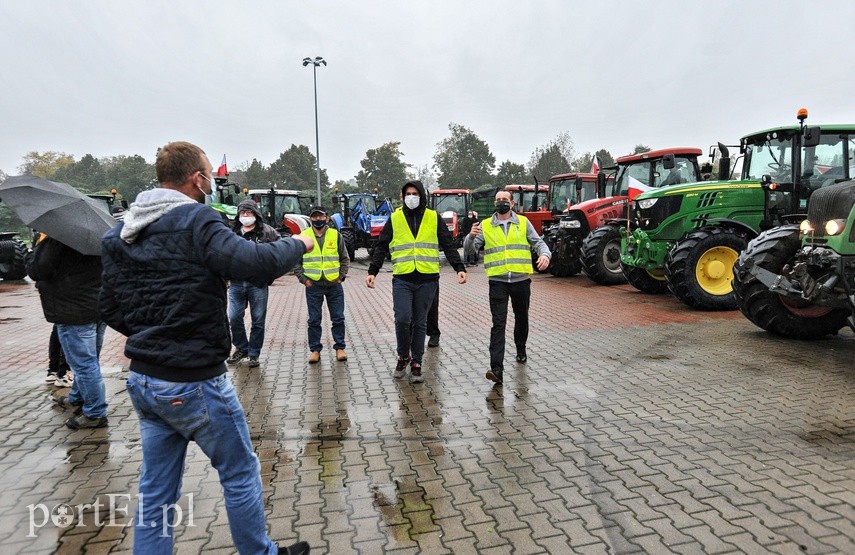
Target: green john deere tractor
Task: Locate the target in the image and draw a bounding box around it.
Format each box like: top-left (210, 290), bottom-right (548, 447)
top-left (620, 109), bottom-right (855, 310)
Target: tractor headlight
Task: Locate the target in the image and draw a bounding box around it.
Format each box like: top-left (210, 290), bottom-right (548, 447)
top-left (824, 219), bottom-right (846, 236)
top-left (559, 219), bottom-right (581, 229)
top-left (637, 198), bottom-right (658, 210)
top-left (799, 220), bottom-right (813, 234)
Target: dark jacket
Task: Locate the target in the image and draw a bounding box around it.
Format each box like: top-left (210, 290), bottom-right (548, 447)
top-left (99, 192), bottom-right (307, 382)
top-left (368, 180), bottom-right (465, 282)
top-left (232, 199), bottom-right (281, 244)
top-left (27, 237), bottom-right (102, 325)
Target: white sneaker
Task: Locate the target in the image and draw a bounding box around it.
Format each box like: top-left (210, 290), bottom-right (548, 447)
top-left (53, 373), bottom-right (74, 388)
top-left (44, 373), bottom-right (58, 384)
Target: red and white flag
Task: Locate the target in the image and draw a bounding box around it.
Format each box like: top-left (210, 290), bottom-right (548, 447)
top-left (590, 154), bottom-right (600, 175)
top-left (628, 176), bottom-right (653, 201)
top-left (216, 154), bottom-right (228, 177)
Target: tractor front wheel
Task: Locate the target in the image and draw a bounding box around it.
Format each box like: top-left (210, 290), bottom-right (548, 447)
top-left (621, 263), bottom-right (669, 294)
top-left (665, 226), bottom-right (749, 310)
top-left (581, 225), bottom-right (626, 285)
top-left (340, 228), bottom-right (356, 261)
top-left (733, 225), bottom-right (849, 339)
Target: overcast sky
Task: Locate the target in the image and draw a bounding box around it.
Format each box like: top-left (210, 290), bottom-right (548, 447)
top-left (2, 0), bottom-right (854, 184)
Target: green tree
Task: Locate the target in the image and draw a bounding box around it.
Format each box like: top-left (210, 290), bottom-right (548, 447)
top-left (268, 144), bottom-right (330, 195)
top-left (53, 154), bottom-right (107, 192)
top-left (433, 123), bottom-right (496, 189)
top-left (633, 144), bottom-right (651, 154)
top-left (103, 155), bottom-right (156, 203)
top-left (410, 164), bottom-right (437, 193)
top-left (241, 159), bottom-right (270, 190)
top-left (529, 132), bottom-right (575, 181)
top-left (18, 151), bottom-right (74, 179)
top-left (494, 161), bottom-right (528, 186)
top-left (355, 141), bottom-right (410, 200)
top-left (569, 149), bottom-right (615, 173)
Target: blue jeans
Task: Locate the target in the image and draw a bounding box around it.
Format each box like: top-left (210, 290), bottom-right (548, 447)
top-left (228, 281), bottom-right (269, 357)
top-left (56, 322), bottom-right (107, 418)
top-left (305, 282), bottom-right (346, 352)
top-left (392, 278), bottom-right (437, 364)
top-left (126, 371), bottom-right (277, 555)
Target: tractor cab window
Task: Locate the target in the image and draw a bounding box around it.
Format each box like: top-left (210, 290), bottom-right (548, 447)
top-left (800, 134), bottom-right (851, 193)
top-left (548, 179), bottom-right (575, 211)
top-left (615, 162), bottom-right (652, 196)
top-left (654, 157), bottom-right (698, 187)
top-left (433, 194), bottom-right (467, 216)
top-left (743, 137), bottom-right (794, 182)
top-left (355, 195), bottom-right (377, 214)
top-left (578, 181), bottom-right (597, 204)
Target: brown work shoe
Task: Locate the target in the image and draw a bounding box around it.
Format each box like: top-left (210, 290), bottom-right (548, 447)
top-left (336, 349), bottom-right (347, 361)
top-left (308, 351), bottom-right (321, 364)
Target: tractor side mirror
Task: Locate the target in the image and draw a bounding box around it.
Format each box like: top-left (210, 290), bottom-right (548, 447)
top-left (596, 172), bottom-right (606, 197)
top-left (802, 126), bottom-right (821, 148)
top-left (662, 154), bottom-right (676, 170)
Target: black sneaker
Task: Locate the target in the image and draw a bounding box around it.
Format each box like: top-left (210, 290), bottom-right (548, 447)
top-left (515, 350), bottom-right (527, 364)
top-left (410, 362), bottom-right (424, 383)
top-left (279, 541), bottom-right (310, 554)
top-left (427, 335), bottom-right (440, 347)
top-left (246, 356), bottom-right (260, 368)
top-left (393, 357), bottom-right (410, 379)
top-left (66, 414), bottom-right (108, 429)
top-left (226, 349), bottom-right (247, 365)
top-left (485, 370), bottom-right (503, 384)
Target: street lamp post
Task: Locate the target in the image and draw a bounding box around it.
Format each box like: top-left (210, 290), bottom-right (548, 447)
top-left (302, 56), bottom-right (326, 205)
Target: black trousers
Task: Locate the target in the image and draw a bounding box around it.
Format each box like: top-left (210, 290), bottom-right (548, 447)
top-left (488, 279), bottom-right (531, 373)
top-left (426, 282), bottom-right (440, 338)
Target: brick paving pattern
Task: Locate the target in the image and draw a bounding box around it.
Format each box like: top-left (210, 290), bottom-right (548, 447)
top-left (2, 253), bottom-right (855, 554)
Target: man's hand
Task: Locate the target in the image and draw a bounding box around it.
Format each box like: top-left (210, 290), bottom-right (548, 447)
top-left (457, 271), bottom-right (467, 284)
top-left (304, 279), bottom-right (313, 288)
top-left (365, 275), bottom-right (375, 288)
top-left (536, 255), bottom-right (550, 272)
top-left (294, 234), bottom-right (314, 252)
top-left (469, 221), bottom-right (482, 237)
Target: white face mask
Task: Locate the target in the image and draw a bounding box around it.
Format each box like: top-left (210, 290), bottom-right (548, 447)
top-left (197, 174), bottom-right (216, 204)
top-left (404, 195), bottom-right (420, 210)
top-left (239, 215), bottom-right (256, 227)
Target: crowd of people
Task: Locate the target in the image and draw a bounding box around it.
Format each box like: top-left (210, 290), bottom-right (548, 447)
top-left (28, 140), bottom-right (551, 554)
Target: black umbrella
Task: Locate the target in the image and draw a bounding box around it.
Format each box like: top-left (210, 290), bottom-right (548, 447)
top-left (0, 175), bottom-right (116, 256)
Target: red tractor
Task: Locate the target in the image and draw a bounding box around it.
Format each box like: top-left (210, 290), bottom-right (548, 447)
top-left (429, 188), bottom-right (477, 247)
top-left (544, 148), bottom-right (704, 282)
top-left (248, 188), bottom-right (313, 236)
top-left (503, 183), bottom-right (551, 234)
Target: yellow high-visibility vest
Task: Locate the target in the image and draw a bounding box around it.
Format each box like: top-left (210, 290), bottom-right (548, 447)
top-left (389, 208), bottom-right (440, 275)
top-left (482, 215), bottom-right (533, 277)
top-left (301, 227), bottom-right (341, 281)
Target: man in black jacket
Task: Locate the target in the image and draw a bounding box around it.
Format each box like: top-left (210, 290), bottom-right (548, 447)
top-left (100, 141), bottom-right (312, 555)
top-left (226, 199), bottom-right (281, 368)
top-left (28, 234), bottom-right (107, 429)
top-left (365, 180), bottom-right (466, 383)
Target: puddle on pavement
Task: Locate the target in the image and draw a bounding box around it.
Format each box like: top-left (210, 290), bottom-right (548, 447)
top-left (371, 477), bottom-right (437, 545)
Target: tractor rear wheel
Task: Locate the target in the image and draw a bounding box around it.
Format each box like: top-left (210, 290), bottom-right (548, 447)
top-left (581, 225), bottom-right (626, 285)
top-left (733, 225), bottom-right (848, 339)
top-left (665, 226), bottom-right (749, 310)
top-left (0, 239), bottom-right (29, 281)
top-left (621, 263), bottom-right (669, 294)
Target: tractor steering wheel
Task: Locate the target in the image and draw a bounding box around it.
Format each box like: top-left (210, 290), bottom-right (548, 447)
top-left (767, 162), bottom-right (792, 177)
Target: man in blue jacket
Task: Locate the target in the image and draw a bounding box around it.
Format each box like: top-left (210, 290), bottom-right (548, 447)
top-left (100, 141), bottom-right (312, 555)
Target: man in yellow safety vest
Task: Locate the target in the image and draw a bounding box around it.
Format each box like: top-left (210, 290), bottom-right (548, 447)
top-left (295, 206), bottom-right (350, 363)
top-left (463, 190), bottom-right (551, 385)
top-left (366, 180), bottom-right (467, 383)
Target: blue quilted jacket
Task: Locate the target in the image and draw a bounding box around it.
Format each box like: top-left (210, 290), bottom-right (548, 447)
top-left (100, 200), bottom-right (306, 382)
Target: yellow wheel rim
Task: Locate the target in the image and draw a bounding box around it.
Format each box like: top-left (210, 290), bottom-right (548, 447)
top-left (695, 246), bottom-right (738, 295)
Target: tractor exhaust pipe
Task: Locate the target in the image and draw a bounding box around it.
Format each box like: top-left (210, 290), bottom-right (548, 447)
top-left (717, 142), bottom-right (731, 181)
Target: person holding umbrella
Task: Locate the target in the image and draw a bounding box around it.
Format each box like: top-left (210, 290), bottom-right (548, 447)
top-left (27, 232), bottom-right (108, 429)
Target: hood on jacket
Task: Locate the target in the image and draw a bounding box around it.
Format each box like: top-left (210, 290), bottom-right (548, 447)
top-left (401, 180), bottom-right (427, 211)
top-left (120, 188), bottom-right (197, 244)
top-left (236, 199), bottom-right (264, 224)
